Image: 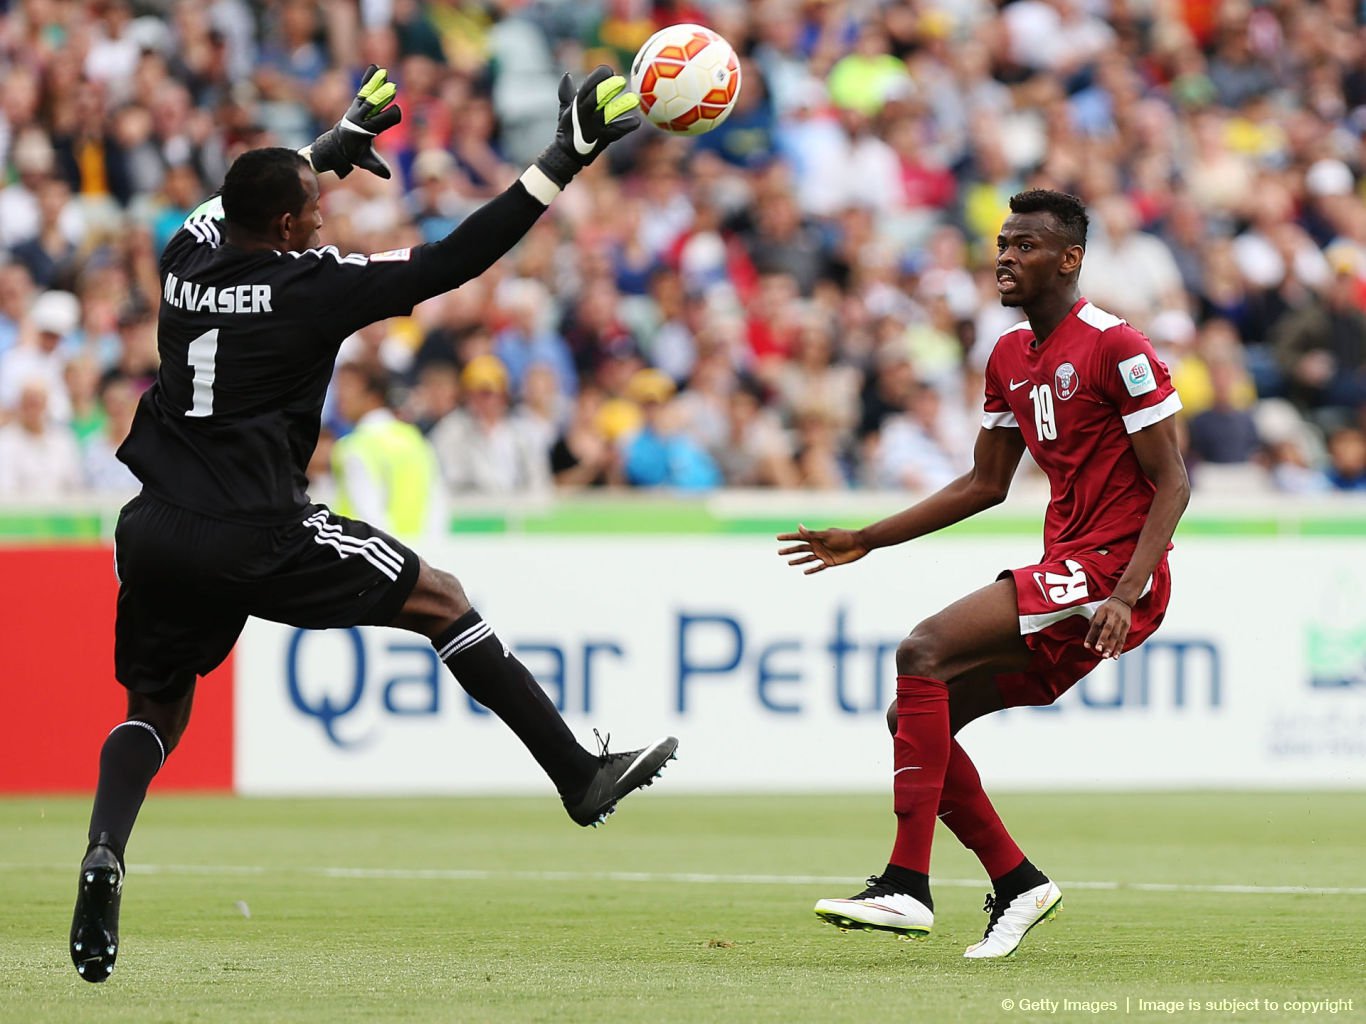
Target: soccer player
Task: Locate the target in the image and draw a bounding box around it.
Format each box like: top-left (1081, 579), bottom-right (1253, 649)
top-left (777, 190), bottom-right (1190, 958)
top-left (70, 65), bottom-right (677, 983)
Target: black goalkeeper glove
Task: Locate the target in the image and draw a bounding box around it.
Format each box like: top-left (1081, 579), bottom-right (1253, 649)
top-left (306, 64), bottom-right (403, 179)
top-left (533, 66), bottom-right (641, 188)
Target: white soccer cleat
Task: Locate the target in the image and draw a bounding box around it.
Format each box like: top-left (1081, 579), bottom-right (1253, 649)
top-left (963, 880), bottom-right (1063, 959)
top-left (814, 876), bottom-right (934, 940)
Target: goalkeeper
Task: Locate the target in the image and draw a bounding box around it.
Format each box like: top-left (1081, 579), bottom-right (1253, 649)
top-left (69, 65), bottom-right (677, 984)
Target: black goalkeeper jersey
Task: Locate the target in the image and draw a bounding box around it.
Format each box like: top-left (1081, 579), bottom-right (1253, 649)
top-left (118, 183), bottom-right (544, 523)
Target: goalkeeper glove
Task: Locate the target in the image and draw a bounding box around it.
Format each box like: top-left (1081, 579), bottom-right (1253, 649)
top-left (305, 64), bottom-right (403, 179)
top-left (533, 66), bottom-right (641, 189)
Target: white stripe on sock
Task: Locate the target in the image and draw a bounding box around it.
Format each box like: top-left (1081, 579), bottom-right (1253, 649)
top-left (437, 622), bottom-right (492, 660)
top-left (109, 720), bottom-right (166, 769)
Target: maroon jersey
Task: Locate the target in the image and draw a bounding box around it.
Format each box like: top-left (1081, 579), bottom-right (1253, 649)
top-left (982, 299), bottom-right (1182, 559)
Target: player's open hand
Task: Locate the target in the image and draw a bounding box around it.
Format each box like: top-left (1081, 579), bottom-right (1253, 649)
top-left (306, 64), bottom-right (404, 180)
top-left (776, 525), bottom-right (869, 575)
top-left (1085, 596), bottom-right (1132, 659)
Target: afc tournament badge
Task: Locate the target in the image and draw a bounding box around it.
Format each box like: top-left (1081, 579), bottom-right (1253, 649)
top-left (1054, 361), bottom-right (1079, 400)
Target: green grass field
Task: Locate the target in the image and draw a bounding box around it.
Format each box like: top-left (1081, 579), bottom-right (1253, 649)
top-left (1, 793), bottom-right (1362, 1023)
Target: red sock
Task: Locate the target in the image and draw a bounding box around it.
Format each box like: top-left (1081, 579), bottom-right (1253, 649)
top-left (938, 739), bottom-right (1025, 878)
top-left (888, 674), bottom-right (950, 875)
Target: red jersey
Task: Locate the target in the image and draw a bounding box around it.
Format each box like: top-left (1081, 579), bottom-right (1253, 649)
top-left (982, 299), bottom-right (1182, 558)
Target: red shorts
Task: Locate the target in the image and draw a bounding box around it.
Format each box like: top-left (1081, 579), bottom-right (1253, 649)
top-left (994, 548), bottom-right (1172, 708)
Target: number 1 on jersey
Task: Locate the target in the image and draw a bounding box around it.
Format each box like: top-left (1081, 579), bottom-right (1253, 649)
top-left (186, 329), bottom-right (219, 417)
top-left (1029, 383), bottom-right (1057, 441)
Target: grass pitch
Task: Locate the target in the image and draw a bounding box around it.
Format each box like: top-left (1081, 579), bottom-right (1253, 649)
top-left (1, 792), bottom-right (1362, 1023)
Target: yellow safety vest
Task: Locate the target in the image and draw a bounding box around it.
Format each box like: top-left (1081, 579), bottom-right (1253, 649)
top-left (332, 414), bottom-right (437, 539)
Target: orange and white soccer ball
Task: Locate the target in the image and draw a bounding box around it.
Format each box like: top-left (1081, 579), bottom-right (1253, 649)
top-left (630, 24), bottom-right (742, 135)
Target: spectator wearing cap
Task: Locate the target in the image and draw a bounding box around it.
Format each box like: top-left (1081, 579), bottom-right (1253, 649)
top-left (0, 380), bottom-right (83, 499)
top-left (0, 290), bottom-right (80, 421)
top-left (429, 355), bottom-right (550, 495)
top-left (622, 369), bottom-right (722, 491)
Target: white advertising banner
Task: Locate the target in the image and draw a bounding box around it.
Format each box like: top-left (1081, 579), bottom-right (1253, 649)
top-left (234, 537), bottom-right (1366, 794)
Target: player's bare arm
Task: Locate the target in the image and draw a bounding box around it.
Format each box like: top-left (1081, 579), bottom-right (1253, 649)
top-left (1084, 415), bottom-right (1190, 659)
top-left (778, 426), bottom-right (1027, 574)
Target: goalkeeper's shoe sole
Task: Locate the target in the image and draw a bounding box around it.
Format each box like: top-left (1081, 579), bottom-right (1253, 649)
top-left (563, 736), bottom-right (679, 827)
top-left (70, 843), bottom-right (123, 983)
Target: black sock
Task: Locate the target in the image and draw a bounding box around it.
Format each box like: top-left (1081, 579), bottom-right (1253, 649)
top-left (991, 857), bottom-right (1049, 900)
top-left (882, 863), bottom-right (933, 912)
top-left (435, 610), bottom-right (597, 796)
top-left (86, 721), bottom-right (166, 868)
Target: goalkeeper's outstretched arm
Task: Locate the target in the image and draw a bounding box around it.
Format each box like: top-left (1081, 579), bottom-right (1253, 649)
top-left (366, 66), bottom-right (641, 305)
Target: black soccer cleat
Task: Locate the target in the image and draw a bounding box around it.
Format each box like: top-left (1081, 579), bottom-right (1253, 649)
top-left (70, 837), bottom-right (124, 983)
top-left (563, 732), bottom-right (679, 827)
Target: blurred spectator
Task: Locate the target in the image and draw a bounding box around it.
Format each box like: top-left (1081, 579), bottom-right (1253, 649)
top-left (0, 290), bottom-right (79, 421)
top-left (406, 362), bottom-right (460, 435)
top-left (1270, 250), bottom-right (1366, 415)
top-left (869, 381), bottom-right (969, 491)
top-left (493, 278), bottom-right (576, 398)
top-left (622, 369), bottom-right (722, 491)
top-left (550, 388), bottom-right (622, 489)
top-left (430, 355), bottom-right (549, 495)
top-left (774, 312), bottom-right (861, 440)
top-left (331, 362), bottom-right (443, 539)
top-left (0, 381), bottom-right (83, 498)
top-left (0, 0), bottom-right (1364, 502)
top-left (1080, 195), bottom-right (1186, 324)
top-left (10, 178), bottom-right (81, 289)
top-left (713, 381), bottom-right (797, 488)
top-left (0, 264), bottom-right (36, 361)
top-left (1187, 356), bottom-right (1261, 466)
top-left (1325, 427), bottom-right (1366, 492)
top-left (792, 407), bottom-right (848, 489)
top-left (82, 371), bottom-right (140, 494)
top-left (0, 128), bottom-right (85, 250)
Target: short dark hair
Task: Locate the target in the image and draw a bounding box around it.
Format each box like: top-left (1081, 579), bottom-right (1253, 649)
top-left (337, 361), bottom-right (393, 405)
top-left (1008, 189), bottom-right (1089, 249)
top-left (221, 147), bottom-right (311, 235)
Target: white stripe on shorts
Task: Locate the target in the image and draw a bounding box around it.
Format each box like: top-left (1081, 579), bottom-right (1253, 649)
top-left (302, 510), bottom-right (402, 581)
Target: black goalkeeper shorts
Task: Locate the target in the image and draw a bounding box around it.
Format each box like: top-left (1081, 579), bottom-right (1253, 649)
top-left (113, 494), bottom-right (420, 699)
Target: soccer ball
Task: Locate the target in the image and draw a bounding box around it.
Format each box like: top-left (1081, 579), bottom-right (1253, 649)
top-left (630, 24), bottom-right (742, 136)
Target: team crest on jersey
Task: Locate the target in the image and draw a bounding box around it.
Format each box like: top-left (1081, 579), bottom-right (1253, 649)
top-left (1054, 361), bottom-right (1079, 400)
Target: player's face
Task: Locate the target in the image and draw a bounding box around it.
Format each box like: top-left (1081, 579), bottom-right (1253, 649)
top-left (995, 212), bottom-right (1080, 308)
top-left (283, 169), bottom-right (323, 252)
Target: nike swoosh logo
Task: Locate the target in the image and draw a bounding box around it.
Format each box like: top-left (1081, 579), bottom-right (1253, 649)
top-left (570, 102), bottom-right (595, 156)
top-left (1009, 379), bottom-right (1029, 391)
top-left (1032, 571), bottom-right (1047, 597)
top-left (1035, 893), bottom-right (1050, 909)
top-left (893, 766), bottom-right (922, 776)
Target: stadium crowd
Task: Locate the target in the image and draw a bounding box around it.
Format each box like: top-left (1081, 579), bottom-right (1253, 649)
top-left (1, 0), bottom-right (1365, 507)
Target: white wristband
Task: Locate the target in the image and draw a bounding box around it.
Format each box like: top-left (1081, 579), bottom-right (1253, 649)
top-left (519, 165), bottom-right (562, 206)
